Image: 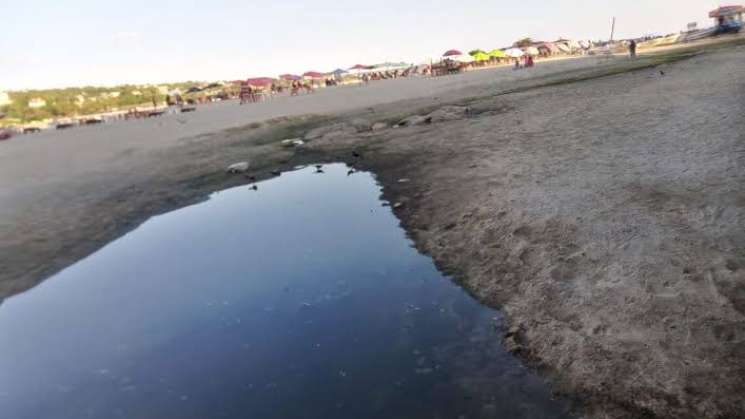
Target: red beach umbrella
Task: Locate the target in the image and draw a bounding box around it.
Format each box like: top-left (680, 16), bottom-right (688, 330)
top-left (245, 77), bottom-right (275, 87)
top-left (279, 74), bottom-right (301, 81)
top-left (349, 64), bottom-right (370, 70)
top-left (443, 49), bottom-right (463, 57)
top-left (302, 71), bottom-right (324, 78)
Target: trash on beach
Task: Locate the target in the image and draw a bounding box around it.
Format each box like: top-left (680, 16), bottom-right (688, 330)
top-left (280, 138), bottom-right (305, 148)
top-left (397, 115), bottom-right (431, 127)
top-left (226, 162), bottom-right (250, 173)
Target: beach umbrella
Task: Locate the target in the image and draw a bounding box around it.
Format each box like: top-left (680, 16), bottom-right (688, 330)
top-left (302, 71), bottom-right (324, 79)
top-left (472, 52), bottom-right (490, 62)
top-left (468, 49), bottom-right (487, 56)
top-left (524, 46), bottom-right (540, 56)
top-left (488, 49), bottom-right (508, 58)
top-left (185, 86), bottom-right (202, 93)
top-left (443, 49), bottom-right (463, 57)
top-left (555, 42), bottom-right (571, 53)
top-left (450, 54), bottom-right (474, 63)
top-left (279, 74), bottom-right (301, 81)
top-left (505, 48), bottom-right (524, 58)
top-left (349, 64), bottom-right (371, 70)
top-left (245, 77), bottom-right (275, 87)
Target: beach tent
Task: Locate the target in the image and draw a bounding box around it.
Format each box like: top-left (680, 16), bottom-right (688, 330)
top-left (555, 42), bottom-right (571, 53)
top-left (332, 68), bottom-right (348, 75)
top-left (449, 54), bottom-right (474, 63)
top-left (468, 49), bottom-right (487, 56)
top-left (349, 64), bottom-right (371, 70)
top-left (488, 49), bottom-right (508, 59)
top-left (539, 42), bottom-right (561, 55)
top-left (505, 48), bottom-right (524, 58)
top-left (372, 62), bottom-right (411, 71)
top-left (443, 49), bottom-right (463, 57)
top-left (279, 74), bottom-right (301, 81)
top-left (524, 46), bottom-right (540, 56)
top-left (245, 77), bottom-right (275, 87)
top-left (302, 71), bottom-right (325, 79)
top-left (472, 52), bottom-right (490, 62)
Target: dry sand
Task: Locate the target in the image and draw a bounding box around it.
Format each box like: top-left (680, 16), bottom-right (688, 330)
top-left (1, 38), bottom-right (744, 418)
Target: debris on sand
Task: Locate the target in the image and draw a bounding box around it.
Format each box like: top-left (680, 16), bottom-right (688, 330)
top-left (393, 202), bottom-right (404, 209)
top-left (397, 115), bottom-right (431, 127)
top-left (280, 138), bottom-right (305, 148)
top-left (371, 122), bottom-right (388, 131)
top-left (226, 162), bottom-right (250, 173)
top-left (426, 105), bottom-right (471, 123)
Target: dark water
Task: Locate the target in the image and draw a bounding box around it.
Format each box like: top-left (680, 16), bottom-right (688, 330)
top-left (0, 164), bottom-right (574, 419)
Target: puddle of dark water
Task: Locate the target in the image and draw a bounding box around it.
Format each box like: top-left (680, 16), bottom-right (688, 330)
top-left (0, 164), bottom-right (574, 419)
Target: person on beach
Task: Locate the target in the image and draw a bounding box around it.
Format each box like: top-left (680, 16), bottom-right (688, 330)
top-left (629, 40), bottom-right (637, 58)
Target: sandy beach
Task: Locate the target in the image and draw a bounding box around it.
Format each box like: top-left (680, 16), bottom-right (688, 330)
top-left (1, 37), bottom-right (744, 418)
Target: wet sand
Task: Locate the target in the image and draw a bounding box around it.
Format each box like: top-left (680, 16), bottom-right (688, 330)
top-left (1, 38), bottom-right (744, 418)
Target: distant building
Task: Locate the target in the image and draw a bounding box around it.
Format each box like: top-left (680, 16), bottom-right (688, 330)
top-left (157, 85), bottom-right (169, 95)
top-left (0, 92), bottom-right (11, 106)
top-left (76, 94), bottom-right (86, 105)
top-left (132, 90), bottom-right (142, 96)
top-left (110, 91), bottom-right (120, 98)
top-left (28, 98), bottom-right (47, 108)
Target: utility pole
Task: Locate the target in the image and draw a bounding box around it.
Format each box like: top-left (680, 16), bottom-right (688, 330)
top-left (609, 17), bottom-right (616, 43)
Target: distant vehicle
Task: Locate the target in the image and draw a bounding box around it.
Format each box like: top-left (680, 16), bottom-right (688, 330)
top-left (23, 127), bottom-right (42, 134)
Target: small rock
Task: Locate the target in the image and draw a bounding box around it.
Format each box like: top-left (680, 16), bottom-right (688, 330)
top-left (397, 115), bottom-right (431, 127)
top-left (292, 139), bottom-right (305, 146)
top-left (227, 162), bottom-right (250, 173)
top-left (371, 122), bottom-right (388, 131)
top-left (398, 178), bottom-right (410, 183)
top-left (280, 139), bottom-right (295, 147)
top-left (393, 202), bottom-right (404, 209)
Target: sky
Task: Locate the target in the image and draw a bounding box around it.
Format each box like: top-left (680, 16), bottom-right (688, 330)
top-left (0, 0), bottom-right (719, 90)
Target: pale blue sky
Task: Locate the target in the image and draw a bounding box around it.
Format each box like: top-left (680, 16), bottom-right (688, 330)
top-left (1, 0), bottom-right (716, 89)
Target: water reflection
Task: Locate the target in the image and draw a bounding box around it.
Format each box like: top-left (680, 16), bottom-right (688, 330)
top-left (0, 164), bottom-right (574, 419)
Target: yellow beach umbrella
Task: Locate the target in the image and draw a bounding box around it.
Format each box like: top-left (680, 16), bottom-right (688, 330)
top-left (488, 49), bottom-right (508, 59)
top-left (473, 52), bottom-right (490, 62)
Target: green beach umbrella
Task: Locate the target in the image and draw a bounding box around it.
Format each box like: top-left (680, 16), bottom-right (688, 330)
top-left (468, 49), bottom-right (487, 56)
top-left (488, 49), bottom-right (508, 58)
top-left (473, 52), bottom-right (490, 62)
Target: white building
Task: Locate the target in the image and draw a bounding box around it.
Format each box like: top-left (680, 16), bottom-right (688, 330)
top-left (0, 92), bottom-right (11, 106)
top-left (28, 98), bottom-right (47, 108)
